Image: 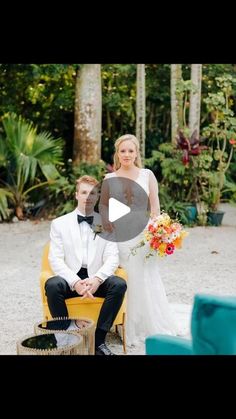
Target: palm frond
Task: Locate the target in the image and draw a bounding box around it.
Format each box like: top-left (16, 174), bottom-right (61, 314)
top-left (2, 113), bottom-right (64, 185)
top-left (0, 136), bottom-right (9, 168)
top-left (38, 162), bottom-right (61, 181)
top-left (32, 131), bottom-right (64, 164)
top-left (0, 188), bottom-right (13, 220)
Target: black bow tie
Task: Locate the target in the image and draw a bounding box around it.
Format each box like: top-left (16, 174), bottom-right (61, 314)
top-left (77, 214), bottom-right (94, 225)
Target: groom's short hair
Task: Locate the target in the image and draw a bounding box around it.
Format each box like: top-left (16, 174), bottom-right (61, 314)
top-left (76, 175), bottom-right (99, 192)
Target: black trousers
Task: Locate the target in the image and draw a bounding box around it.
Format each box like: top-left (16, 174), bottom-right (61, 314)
top-left (45, 268), bottom-right (127, 333)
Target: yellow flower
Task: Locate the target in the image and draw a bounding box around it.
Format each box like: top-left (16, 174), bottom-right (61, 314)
top-left (156, 213), bottom-right (171, 227)
top-left (158, 243), bottom-right (167, 253)
top-left (145, 232), bottom-right (152, 241)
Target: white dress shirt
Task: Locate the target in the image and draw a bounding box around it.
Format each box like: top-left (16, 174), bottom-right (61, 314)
top-left (76, 209), bottom-right (93, 269)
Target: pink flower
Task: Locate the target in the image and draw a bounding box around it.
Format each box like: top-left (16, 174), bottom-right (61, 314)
top-left (165, 243), bottom-right (175, 255)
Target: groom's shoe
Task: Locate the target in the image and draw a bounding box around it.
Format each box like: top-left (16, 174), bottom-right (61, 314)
top-left (95, 343), bottom-right (115, 355)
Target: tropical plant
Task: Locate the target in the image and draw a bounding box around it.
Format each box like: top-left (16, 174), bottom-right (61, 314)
top-left (158, 185), bottom-right (194, 225)
top-left (0, 188), bottom-right (12, 220)
top-left (202, 75), bottom-right (236, 211)
top-left (175, 79), bottom-right (198, 134)
top-left (48, 160), bottom-right (106, 216)
top-left (176, 129), bottom-right (208, 165)
top-left (0, 113), bottom-right (64, 220)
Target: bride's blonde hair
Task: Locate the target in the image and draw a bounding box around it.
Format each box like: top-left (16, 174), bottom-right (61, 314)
top-left (113, 134), bottom-right (142, 170)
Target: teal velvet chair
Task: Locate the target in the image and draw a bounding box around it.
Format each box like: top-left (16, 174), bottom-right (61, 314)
top-left (146, 294), bottom-right (236, 355)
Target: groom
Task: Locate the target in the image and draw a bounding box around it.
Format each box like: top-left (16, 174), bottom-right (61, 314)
top-left (45, 175), bottom-right (127, 355)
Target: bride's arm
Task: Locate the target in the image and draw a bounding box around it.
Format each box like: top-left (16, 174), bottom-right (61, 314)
top-left (148, 170), bottom-right (160, 218)
top-left (99, 176), bottom-right (114, 232)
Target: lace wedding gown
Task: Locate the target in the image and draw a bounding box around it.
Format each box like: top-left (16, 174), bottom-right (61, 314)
top-left (105, 169), bottom-right (179, 346)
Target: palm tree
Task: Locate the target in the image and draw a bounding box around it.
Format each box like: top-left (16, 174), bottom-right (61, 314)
top-left (0, 188), bottom-right (12, 220)
top-left (73, 64), bottom-right (102, 164)
top-left (136, 64), bottom-right (146, 162)
top-left (171, 64), bottom-right (183, 144)
top-left (0, 113), bottom-right (64, 220)
top-left (189, 64), bottom-right (202, 137)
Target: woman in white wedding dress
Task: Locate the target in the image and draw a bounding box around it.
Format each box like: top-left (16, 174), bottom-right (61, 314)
top-left (99, 134), bottom-right (180, 346)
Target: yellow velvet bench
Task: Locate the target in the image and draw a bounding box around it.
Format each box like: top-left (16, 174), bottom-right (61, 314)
top-left (39, 243), bottom-right (127, 353)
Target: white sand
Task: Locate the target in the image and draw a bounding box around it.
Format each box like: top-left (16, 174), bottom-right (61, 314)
top-left (0, 203), bottom-right (236, 355)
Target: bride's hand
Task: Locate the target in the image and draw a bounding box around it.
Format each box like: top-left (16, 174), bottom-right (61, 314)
top-left (103, 220), bottom-right (114, 232)
top-left (150, 212), bottom-right (159, 220)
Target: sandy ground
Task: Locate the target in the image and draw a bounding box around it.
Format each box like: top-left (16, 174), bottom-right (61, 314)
top-left (0, 203), bottom-right (236, 355)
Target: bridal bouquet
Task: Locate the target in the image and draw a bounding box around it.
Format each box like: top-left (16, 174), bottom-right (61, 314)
top-left (130, 212), bottom-right (189, 259)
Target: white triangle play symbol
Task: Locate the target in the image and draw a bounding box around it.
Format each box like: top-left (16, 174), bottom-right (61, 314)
top-left (108, 198), bottom-right (131, 222)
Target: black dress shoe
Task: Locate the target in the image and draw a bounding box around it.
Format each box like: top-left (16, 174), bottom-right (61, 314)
top-left (95, 343), bottom-right (115, 355)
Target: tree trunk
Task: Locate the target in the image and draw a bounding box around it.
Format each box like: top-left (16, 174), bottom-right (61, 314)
top-left (189, 64), bottom-right (202, 137)
top-left (136, 64), bottom-right (146, 162)
top-left (171, 64), bottom-right (182, 144)
top-left (73, 64), bottom-right (102, 164)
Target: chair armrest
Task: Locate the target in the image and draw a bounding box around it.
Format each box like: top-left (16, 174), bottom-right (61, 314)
top-left (145, 334), bottom-right (193, 355)
top-left (40, 270), bottom-right (54, 303)
top-left (115, 267), bottom-right (128, 281)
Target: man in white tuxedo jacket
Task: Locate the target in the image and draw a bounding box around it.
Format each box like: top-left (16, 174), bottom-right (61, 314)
top-left (45, 175), bottom-right (127, 355)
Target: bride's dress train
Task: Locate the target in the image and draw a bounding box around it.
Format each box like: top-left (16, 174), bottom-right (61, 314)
top-left (118, 239), bottom-right (180, 346)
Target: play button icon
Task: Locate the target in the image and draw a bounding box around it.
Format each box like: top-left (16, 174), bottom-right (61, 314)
top-left (108, 198), bottom-right (130, 222)
top-left (85, 174), bottom-right (151, 242)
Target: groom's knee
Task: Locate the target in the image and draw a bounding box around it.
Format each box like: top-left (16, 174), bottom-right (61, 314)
top-left (45, 275), bottom-right (67, 297)
top-left (108, 275), bottom-right (127, 295)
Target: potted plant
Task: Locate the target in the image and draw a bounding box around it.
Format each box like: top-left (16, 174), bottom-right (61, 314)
top-left (202, 75), bottom-right (236, 225)
top-left (206, 172), bottom-right (225, 225)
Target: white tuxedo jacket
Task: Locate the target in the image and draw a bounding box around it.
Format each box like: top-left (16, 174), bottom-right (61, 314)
top-left (48, 209), bottom-right (119, 290)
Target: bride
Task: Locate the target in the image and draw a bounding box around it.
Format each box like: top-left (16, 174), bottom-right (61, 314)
top-left (99, 134), bottom-right (180, 346)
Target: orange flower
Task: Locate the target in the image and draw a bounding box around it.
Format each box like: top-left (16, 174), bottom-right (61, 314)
top-left (150, 238), bottom-right (160, 250)
top-left (173, 237), bottom-right (182, 249)
top-left (148, 224), bottom-right (155, 233)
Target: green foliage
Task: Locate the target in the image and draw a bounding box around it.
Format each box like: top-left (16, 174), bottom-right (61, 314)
top-left (72, 161), bottom-right (106, 180)
top-left (0, 64), bottom-right (77, 159)
top-left (2, 63), bottom-right (236, 169)
top-left (146, 143), bottom-right (190, 202)
top-left (158, 185), bottom-right (193, 225)
top-left (102, 64), bottom-right (136, 161)
top-left (0, 188), bottom-right (13, 221)
top-left (223, 179), bottom-right (236, 203)
top-left (0, 113), bottom-right (64, 219)
top-left (1, 64), bottom-right (236, 221)
top-left (48, 161), bottom-right (106, 216)
top-left (146, 140), bottom-right (216, 225)
top-left (202, 74), bottom-right (236, 210)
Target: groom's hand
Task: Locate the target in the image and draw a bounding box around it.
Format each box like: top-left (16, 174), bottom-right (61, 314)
top-left (80, 277), bottom-right (100, 298)
top-left (74, 279), bottom-right (89, 296)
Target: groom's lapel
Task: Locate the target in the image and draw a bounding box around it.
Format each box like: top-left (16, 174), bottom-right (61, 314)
top-left (69, 209), bottom-right (83, 264)
top-left (87, 212), bottom-right (101, 266)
